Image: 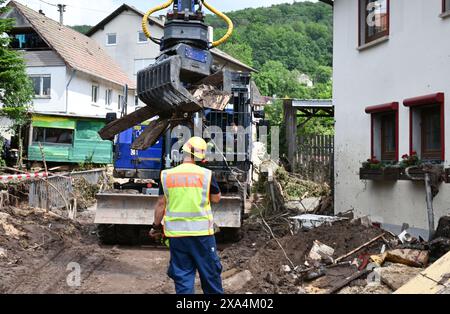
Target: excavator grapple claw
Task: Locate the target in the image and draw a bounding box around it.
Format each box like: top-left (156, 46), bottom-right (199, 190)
top-left (137, 56), bottom-right (202, 114)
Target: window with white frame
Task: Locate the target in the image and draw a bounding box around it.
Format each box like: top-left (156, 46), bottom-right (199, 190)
top-left (118, 94), bottom-right (124, 111)
top-left (91, 85), bottom-right (99, 104)
top-left (106, 33), bottom-right (117, 45)
top-left (105, 89), bottom-right (113, 107)
top-left (133, 58), bottom-right (155, 75)
top-left (137, 31), bottom-right (148, 43)
top-left (359, 0), bottom-right (389, 46)
top-left (30, 75), bottom-right (51, 98)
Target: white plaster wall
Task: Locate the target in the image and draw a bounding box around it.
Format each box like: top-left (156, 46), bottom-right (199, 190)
top-left (27, 66), bottom-right (67, 113)
top-left (90, 13), bottom-right (163, 80)
top-left (67, 71), bottom-right (135, 118)
top-left (333, 0), bottom-right (450, 237)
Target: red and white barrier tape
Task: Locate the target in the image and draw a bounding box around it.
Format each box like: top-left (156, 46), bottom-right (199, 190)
top-left (0, 172), bottom-right (48, 182)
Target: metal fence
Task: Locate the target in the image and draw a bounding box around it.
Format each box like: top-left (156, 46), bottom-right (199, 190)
top-left (295, 134), bottom-right (334, 184)
top-left (28, 169), bottom-right (106, 210)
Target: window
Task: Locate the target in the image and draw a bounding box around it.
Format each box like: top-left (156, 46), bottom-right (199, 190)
top-left (91, 85), bottom-right (99, 104)
top-left (444, 0), bottom-right (450, 12)
top-left (30, 75), bottom-right (51, 98)
top-left (105, 89), bottom-right (113, 107)
top-left (359, 0), bottom-right (389, 46)
top-left (133, 58), bottom-right (155, 75)
top-left (381, 113), bottom-right (396, 161)
top-left (106, 33), bottom-right (117, 45)
top-left (421, 107), bottom-right (442, 160)
top-left (10, 31), bottom-right (49, 50)
top-left (365, 102), bottom-right (399, 162)
top-left (32, 127), bottom-right (73, 145)
top-left (137, 31), bottom-right (148, 43)
top-left (404, 93), bottom-right (445, 162)
top-left (118, 95), bottom-right (124, 111)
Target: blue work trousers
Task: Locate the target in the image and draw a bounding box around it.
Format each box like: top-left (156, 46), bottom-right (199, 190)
top-left (168, 235), bottom-right (224, 294)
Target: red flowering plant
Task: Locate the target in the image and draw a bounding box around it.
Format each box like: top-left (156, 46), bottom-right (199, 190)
top-left (399, 151), bottom-right (421, 168)
top-left (362, 156), bottom-right (383, 170)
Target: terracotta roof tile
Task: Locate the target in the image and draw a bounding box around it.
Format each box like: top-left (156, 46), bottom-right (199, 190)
top-left (10, 1), bottom-right (135, 89)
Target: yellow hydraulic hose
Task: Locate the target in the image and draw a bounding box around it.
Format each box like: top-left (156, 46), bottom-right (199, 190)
top-left (201, 0), bottom-right (234, 47)
top-left (142, 0), bottom-right (174, 39)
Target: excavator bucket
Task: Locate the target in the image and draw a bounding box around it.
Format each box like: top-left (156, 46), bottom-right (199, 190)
top-left (95, 193), bottom-right (242, 228)
top-left (95, 193), bottom-right (159, 226)
top-left (137, 56), bottom-right (202, 114)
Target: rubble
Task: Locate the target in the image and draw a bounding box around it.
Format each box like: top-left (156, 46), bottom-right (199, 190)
top-left (0, 205), bottom-right (98, 293)
top-left (371, 249), bottom-right (429, 268)
top-left (435, 216), bottom-right (450, 239)
top-left (222, 270), bottom-right (253, 293)
top-left (308, 240), bottom-right (335, 262)
top-left (338, 285), bottom-right (393, 294)
top-left (395, 251), bottom-right (450, 294)
top-left (373, 263), bottom-right (422, 290)
top-left (220, 217), bottom-right (390, 294)
top-left (0, 247), bottom-right (7, 259)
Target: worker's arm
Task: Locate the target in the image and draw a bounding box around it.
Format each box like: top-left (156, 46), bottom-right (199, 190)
top-left (210, 175), bottom-right (221, 204)
top-left (149, 195), bottom-right (165, 239)
top-left (153, 196), bottom-right (165, 226)
top-left (154, 195), bottom-right (166, 226)
top-left (211, 192), bottom-right (221, 204)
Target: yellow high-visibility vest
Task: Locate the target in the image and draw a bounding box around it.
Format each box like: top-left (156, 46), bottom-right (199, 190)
top-left (161, 163), bottom-right (214, 237)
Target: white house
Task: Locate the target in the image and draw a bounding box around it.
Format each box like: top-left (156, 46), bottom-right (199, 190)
top-left (86, 4), bottom-right (257, 107)
top-left (322, 0), bottom-right (450, 238)
top-left (1, 1), bottom-right (138, 164)
top-left (4, 1), bottom-right (135, 118)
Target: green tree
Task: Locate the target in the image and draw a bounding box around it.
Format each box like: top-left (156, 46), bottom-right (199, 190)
top-left (71, 25), bottom-right (92, 34)
top-left (0, 1), bottom-right (34, 166)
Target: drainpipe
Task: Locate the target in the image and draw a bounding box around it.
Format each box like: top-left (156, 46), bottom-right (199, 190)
top-left (65, 69), bottom-right (77, 114)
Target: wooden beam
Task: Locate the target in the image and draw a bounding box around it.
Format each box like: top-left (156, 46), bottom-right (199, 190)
top-left (284, 100), bottom-right (297, 170)
top-left (98, 106), bottom-right (160, 140)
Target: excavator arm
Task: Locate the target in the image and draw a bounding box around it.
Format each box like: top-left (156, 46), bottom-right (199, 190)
top-left (98, 0), bottom-right (234, 150)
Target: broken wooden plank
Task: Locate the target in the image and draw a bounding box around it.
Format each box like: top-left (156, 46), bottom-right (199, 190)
top-left (327, 269), bottom-right (371, 294)
top-left (394, 250), bottom-right (450, 294)
top-left (190, 84), bottom-right (231, 111)
top-left (334, 233), bottom-right (385, 263)
top-left (98, 106), bottom-right (160, 140)
top-left (131, 117), bottom-right (170, 151)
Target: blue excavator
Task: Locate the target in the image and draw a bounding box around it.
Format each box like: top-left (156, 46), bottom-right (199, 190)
top-left (94, 0), bottom-right (254, 244)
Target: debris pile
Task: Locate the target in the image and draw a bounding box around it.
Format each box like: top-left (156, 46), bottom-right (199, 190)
top-left (0, 205), bottom-right (97, 293)
top-left (220, 213), bottom-right (450, 294)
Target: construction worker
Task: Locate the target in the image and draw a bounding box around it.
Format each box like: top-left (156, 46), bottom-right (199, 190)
top-left (150, 136), bottom-right (223, 294)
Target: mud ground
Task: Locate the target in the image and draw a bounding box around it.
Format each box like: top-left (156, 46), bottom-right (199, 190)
top-left (1, 205), bottom-right (392, 294)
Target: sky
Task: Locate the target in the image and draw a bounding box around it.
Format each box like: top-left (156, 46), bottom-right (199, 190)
top-left (15, 0), bottom-right (318, 26)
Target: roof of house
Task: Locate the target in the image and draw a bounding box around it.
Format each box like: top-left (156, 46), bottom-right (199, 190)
top-left (85, 3), bottom-right (257, 73)
top-left (85, 4), bottom-right (165, 36)
top-left (9, 1), bottom-right (135, 89)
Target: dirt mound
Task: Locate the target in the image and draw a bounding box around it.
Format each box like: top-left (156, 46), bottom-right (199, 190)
top-left (0, 206), bottom-right (98, 293)
top-left (220, 219), bottom-right (388, 294)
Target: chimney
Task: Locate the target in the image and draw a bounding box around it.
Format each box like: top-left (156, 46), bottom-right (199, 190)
top-left (38, 9), bottom-right (45, 16)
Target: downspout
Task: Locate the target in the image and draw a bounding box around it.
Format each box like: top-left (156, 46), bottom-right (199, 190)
top-left (65, 69), bottom-right (77, 114)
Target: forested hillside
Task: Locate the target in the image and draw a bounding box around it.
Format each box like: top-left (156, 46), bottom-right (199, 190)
top-left (72, 2), bottom-right (333, 133)
top-left (206, 1), bottom-right (333, 99)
